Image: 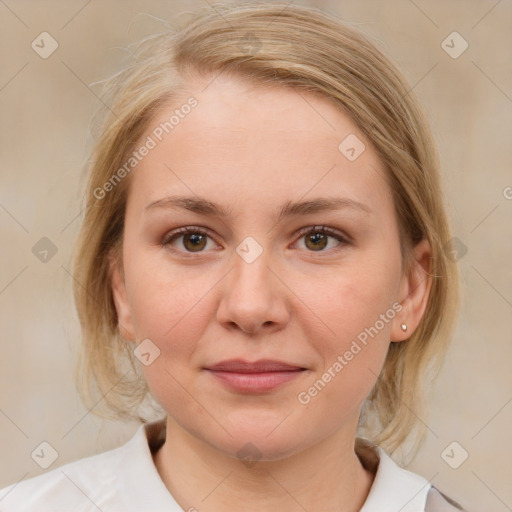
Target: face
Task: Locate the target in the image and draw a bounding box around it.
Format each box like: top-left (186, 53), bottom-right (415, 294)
top-left (112, 75), bottom-right (428, 461)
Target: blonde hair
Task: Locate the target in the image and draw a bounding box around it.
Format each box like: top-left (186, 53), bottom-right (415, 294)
top-left (73, 2), bottom-right (459, 457)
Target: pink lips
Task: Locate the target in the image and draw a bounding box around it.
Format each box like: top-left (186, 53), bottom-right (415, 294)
top-left (205, 359), bottom-right (306, 393)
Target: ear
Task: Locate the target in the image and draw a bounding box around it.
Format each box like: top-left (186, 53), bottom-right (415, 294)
top-left (110, 252), bottom-right (136, 342)
top-left (391, 239), bottom-right (432, 342)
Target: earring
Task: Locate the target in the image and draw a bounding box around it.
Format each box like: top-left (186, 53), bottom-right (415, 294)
top-left (401, 323), bottom-right (407, 332)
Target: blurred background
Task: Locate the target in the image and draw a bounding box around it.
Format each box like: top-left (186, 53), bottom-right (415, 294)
top-left (0, 1), bottom-right (511, 510)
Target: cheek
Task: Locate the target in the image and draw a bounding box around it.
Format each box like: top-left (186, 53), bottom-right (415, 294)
top-left (295, 274), bottom-right (396, 426)
top-left (290, 253), bottom-right (401, 418)
top-left (293, 256), bottom-right (402, 348)
top-left (122, 246), bottom-right (218, 370)
top-left (296, 355), bottom-right (382, 441)
top-left (125, 241), bottom-right (199, 329)
top-left (123, 258), bottom-right (215, 412)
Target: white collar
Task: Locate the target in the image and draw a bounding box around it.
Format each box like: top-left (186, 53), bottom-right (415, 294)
top-left (355, 438), bottom-right (432, 511)
top-left (114, 420), bottom-right (181, 510)
top-left (117, 420), bottom-right (431, 511)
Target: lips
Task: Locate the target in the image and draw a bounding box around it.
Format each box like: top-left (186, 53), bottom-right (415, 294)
top-left (204, 359), bottom-right (307, 393)
top-left (206, 359), bottom-right (305, 373)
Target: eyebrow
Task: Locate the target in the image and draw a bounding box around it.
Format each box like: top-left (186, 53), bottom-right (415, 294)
top-left (145, 195), bottom-right (372, 223)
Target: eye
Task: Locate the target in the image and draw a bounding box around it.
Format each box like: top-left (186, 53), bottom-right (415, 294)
top-left (162, 225), bottom-right (349, 255)
top-left (294, 225), bottom-right (349, 252)
top-left (162, 226), bottom-right (219, 253)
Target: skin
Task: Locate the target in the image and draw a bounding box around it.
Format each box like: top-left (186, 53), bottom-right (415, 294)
top-left (111, 75), bottom-right (431, 512)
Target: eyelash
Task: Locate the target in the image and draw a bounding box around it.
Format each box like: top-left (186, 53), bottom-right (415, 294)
top-left (161, 225), bottom-right (350, 256)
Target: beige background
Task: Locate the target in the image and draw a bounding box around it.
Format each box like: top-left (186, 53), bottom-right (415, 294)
top-left (1, 0), bottom-right (511, 510)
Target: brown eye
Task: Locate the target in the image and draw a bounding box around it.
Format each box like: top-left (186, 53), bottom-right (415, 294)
top-left (182, 233), bottom-right (207, 252)
top-left (163, 227), bottom-right (218, 254)
top-left (295, 226), bottom-right (349, 253)
top-left (305, 232), bottom-right (328, 251)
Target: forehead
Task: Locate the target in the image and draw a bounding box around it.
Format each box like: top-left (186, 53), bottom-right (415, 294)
top-left (127, 75), bottom-right (392, 215)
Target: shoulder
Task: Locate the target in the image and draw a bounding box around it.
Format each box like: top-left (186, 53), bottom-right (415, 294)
top-left (0, 439), bottom-right (128, 512)
top-left (425, 486), bottom-right (467, 511)
top-left (355, 438), bottom-right (467, 512)
top-left (0, 420), bottom-right (173, 512)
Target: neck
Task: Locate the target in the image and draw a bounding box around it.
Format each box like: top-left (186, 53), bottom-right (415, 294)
top-left (153, 416), bottom-right (375, 512)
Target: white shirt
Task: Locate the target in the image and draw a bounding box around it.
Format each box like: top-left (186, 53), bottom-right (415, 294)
top-left (0, 420), bottom-right (462, 511)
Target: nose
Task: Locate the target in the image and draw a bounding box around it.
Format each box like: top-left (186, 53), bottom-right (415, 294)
top-left (216, 249), bottom-right (290, 335)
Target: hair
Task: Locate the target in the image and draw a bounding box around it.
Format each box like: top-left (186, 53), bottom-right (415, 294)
top-left (73, 1), bottom-right (459, 458)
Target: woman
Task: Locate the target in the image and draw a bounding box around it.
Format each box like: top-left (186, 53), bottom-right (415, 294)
top-left (0, 3), bottom-right (466, 510)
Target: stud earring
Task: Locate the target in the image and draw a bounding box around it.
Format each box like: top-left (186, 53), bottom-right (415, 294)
top-left (401, 323), bottom-right (407, 332)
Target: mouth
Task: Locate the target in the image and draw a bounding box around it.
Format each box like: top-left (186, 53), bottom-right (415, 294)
top-left (204, 359), bottom-right (308, 393)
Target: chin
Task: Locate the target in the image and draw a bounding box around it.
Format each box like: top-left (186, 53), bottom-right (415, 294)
top-left (198, 411), bottom-right (314, 463)
top-left (221, 432), bottom-right (307, 464)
